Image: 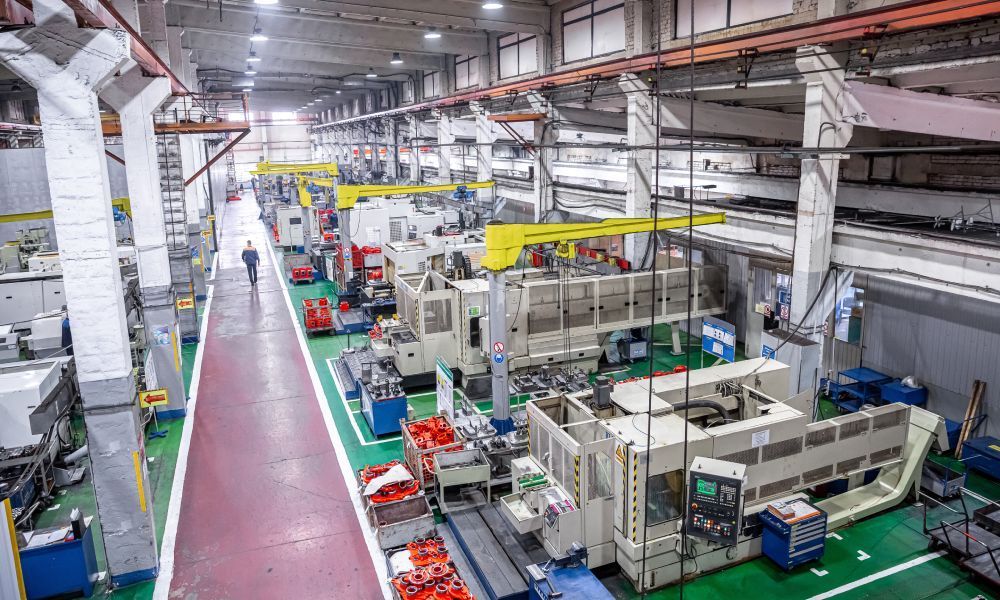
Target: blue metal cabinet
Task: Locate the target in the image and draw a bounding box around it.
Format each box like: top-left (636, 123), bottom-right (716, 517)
top-left (20, 523), bottom-right (99, 599)
top-left (527, 560), bottom-right (612, 600)
top-left (759, 501), bottom-right (827, 571)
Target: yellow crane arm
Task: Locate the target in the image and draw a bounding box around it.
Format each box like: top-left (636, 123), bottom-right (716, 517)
top-left (481, 213), bottom-right (727, 271)
top-left (250, 161), bottom-right (339, 176)
top-left (0, 197), bottom-right (132, 224)
top-left (336, 181), bottom-right (496, 211)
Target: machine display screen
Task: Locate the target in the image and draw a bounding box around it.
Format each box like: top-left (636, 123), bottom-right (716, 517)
top-left (696, 479), bottom-right (717, 496)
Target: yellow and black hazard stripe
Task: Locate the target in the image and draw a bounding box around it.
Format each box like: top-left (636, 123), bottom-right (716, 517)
top-left (573, 455), bottom-right (580, 505)
top-left (631, 452), bottom-right (639, 542)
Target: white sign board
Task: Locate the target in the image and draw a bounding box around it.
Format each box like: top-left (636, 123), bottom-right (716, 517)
top-left (436, 357), bottom-right (454, 419)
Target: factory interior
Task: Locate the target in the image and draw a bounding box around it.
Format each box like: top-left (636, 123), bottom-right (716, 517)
top-left (3, 0), bottom-right (1000, 599)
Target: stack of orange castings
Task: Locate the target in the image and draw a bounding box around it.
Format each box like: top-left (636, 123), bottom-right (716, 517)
top-left (370, 480), bottom-right (419, 504)
top-left (407, 417), bottom-right (461, 481)
top-left (302, 297), bottom-right (332, 330)
top-left (407, 536), bottom-right (450, 566)
top-left (391, 564), bottom-right (474, 599)
top-left (360, 459), bottom-right (405, 484)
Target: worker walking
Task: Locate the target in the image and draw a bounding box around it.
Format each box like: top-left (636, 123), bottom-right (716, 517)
top-left (241, 240), bottom-right (260, 286)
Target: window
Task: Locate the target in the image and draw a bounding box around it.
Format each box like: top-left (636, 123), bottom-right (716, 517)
top-left (402, 80), bottom-right (414, 103)
top-left (455, 55), bottom-right (480, 89)
top-left (587, 451), bottom-right (613, 501)
top-left (676, 0), bottom-right (793, 37)
top-left (646, 470), bottom-right (684, 525)
top-left (834, 285), bottom-right (864, 345)
top-left (498, 33), bottom-right (537, 79)
top-left (562, 1), bottom-right (626, 63)
top-left (423, 71), bottom-right (441, 99)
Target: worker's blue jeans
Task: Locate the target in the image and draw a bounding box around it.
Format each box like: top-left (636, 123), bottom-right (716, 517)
top-left (246, 263), bottom-right (258, 285)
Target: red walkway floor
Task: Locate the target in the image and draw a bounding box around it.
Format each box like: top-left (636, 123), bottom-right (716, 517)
top-left (167, 197), bottom-right (383, 599)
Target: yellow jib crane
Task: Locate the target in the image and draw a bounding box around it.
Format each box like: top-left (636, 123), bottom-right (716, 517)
top-left (481, 213), bottom-right (727, 432)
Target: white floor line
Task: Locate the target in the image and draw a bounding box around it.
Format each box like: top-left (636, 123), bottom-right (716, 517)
top-left (152, 285), bottom-right (215, 600)
top-left (806, 551), bottom-right (945, 600)
top-left (264, 236), bottom-right (393, 599)
top-left (325, 358), bottom-right (399, 447)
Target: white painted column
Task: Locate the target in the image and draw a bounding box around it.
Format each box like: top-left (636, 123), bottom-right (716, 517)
top-left (0, 0), bottom-right (158, 584)
top-left (180, 135), bottom-right (208, 300)
top-left (470, 101), bottom-right (497, 212)
top-left (790, 45), bottom-right (853, 382)
top-left (384, 117), bottom-right (398, 180)
top-left (621, 74), bottom-right (656, 267)
top-left (408, 114), bottom-right (423, 183)
top-left (101, 64), bottom-right (187, 417)
top-left (435, 109), bottom-right (454, 183)
top-left (138, 0), bottom-right (168, 61)
top-left (528, 92), bottom-right (557, 223)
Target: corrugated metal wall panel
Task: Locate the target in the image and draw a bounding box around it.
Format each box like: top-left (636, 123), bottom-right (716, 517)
top-left (859, 277), bottom-right (1000, 437)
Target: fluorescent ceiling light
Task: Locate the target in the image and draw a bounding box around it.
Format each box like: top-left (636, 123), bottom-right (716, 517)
top-left (482, 2), bottom-right (502, 9)
top-left (315, 98), bottom-right (323, 102)
top-left (390, 52), bottom-right (403, 65)
top-left (250, 28), bottom-right (268, 42)
top-left (247, 51), bottom-right (261, 62)
top-left (242, 88), bottom-right (253, 92)
top-left (244, 66), bottom-right (257, 75)
top-left (366, 68), bottom-right (378, 78)
top-left (424, 28), bottom-right (441, 39)
top-left (254, 0), bottom-right (278, 5)
top-left (335, 90), bottom-right (342, 94)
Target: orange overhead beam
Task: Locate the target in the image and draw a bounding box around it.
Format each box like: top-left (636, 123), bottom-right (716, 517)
top-left (101, 120), bottom-right (251, 136)
top-left (321, 0), bottom-right (1000, 127)
top-left (487, 113), bottom-right (547, 123)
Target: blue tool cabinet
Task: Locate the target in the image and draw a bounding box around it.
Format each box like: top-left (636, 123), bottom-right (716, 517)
top-left (759, 500), bottom-right (827, 571)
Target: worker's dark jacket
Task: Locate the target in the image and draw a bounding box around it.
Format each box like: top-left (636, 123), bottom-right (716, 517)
top-left (241, 247), bottom-right (260, 265)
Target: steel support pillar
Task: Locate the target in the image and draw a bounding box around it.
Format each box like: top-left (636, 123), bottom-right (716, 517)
top-left (790, 45), bottom-right (854, 388)
top-left (435, 109), bottom-right (454, 184)
top-left (0, 0), bottom-right (159, 584)
top-left (621, 74), bottom-right (656, 267)
top-left (487, 269), bottom-right (513, 433)
top-left (527, 92), bottom-right (556, 223)
top-left (101, 64), bottom-right (186, 417)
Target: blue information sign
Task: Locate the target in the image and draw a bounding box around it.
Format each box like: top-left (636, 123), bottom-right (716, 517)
top-left (702, 317), bottom-right (736, 363)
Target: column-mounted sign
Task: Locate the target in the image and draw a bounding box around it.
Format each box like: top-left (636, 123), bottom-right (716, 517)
top-left (702, 316), bottom-right (736, 363)
top-left (436, 357), bottom-right (454, 419)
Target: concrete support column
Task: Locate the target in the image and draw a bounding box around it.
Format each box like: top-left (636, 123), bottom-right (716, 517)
top-left (0, 0), bottom-right (158, 584)
top-left (408, 115), bottom-right (422, 183)
top-left (180, 135), bottom-right (207, 301)
top-left (621, 74), bottom-right (656, 267)
top-left (470, 101), bottom-right (497, 211)
top-left (487, 269), bottom-right (513, 434)
top-left (384, 118), bottom-right (398, 180)
top-left (137, 0), bottom-right (168, 60)
top-left (626, 0), bottom-right (653, 55)
top-left (527, 92), bottom-right (556, 222)
top-left (166, 26), bottom-right (185, 72)
top-left (435, 110), bottom-right (454, 183)
top-left (101, 64), bottom-right (186, 417)
top-left (790, 45), bottom-right (853, 385)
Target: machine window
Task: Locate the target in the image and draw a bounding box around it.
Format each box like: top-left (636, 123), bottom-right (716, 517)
top-left (646, 470), bottom-right (684, 525)
top-left (588, 451), bottom-right (613, 500)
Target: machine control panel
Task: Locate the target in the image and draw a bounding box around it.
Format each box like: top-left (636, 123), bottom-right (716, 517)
top-left (685, 457), bottom-right (746, 545)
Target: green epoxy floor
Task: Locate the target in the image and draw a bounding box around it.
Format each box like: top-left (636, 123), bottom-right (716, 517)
top-left (285, 276), bottom-right (995, 600)
top-left (40, 263), bottom-right (997, 599)
top-left (32, 340), bottom-right (198, 599)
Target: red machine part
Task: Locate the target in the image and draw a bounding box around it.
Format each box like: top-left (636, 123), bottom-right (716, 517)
top-left (367, 267), bottom-right (383, 282)
top-left (370, 480), bottom-right (419, 504)
top-left (407, 417), bottom-right (461, 480)
top-left (359, 459), bottom-right (404, 484)
top-left (391, 538), bottom-right (474, 600)
top-left (360, 245), bottom-right (382, 255)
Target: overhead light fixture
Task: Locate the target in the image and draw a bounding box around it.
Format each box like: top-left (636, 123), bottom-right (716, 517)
top-left (390, 52), bottom-right (403, 65)
top-left (254, 0), bottom-right (278, 5)
top-left (308, 101), bottom-right (314, 105)
top-left (247, 51), bottom-right (262, 62)
top-left (10, 83), bottom-right (22, 92)
top-left (315, 98), bottom-right (323, 102)
top-left (242, 88), bottom-right (253, 92)
top-left (482, 2), bottom-right (503, 9)
top-left (244, 65), bottom-right (257, 75)
top-left (335, 90), bottom-right (342, 94)
top-left (250, 28), bottom-right (268, 42)
top-left (424, 28), bottom-right (441, 39)
top-left (366, 68), bottom-right (378, 78)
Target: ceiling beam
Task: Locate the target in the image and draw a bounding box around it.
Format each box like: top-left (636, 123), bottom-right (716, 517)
top-left (842, 81), bottom-right (1000, 142)
top-left (183, 31), bottom-right (443, 71)
top-left (168, 1), bottom-right (487, 56)
top-left (199, 0), bottom-right (549, 34)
